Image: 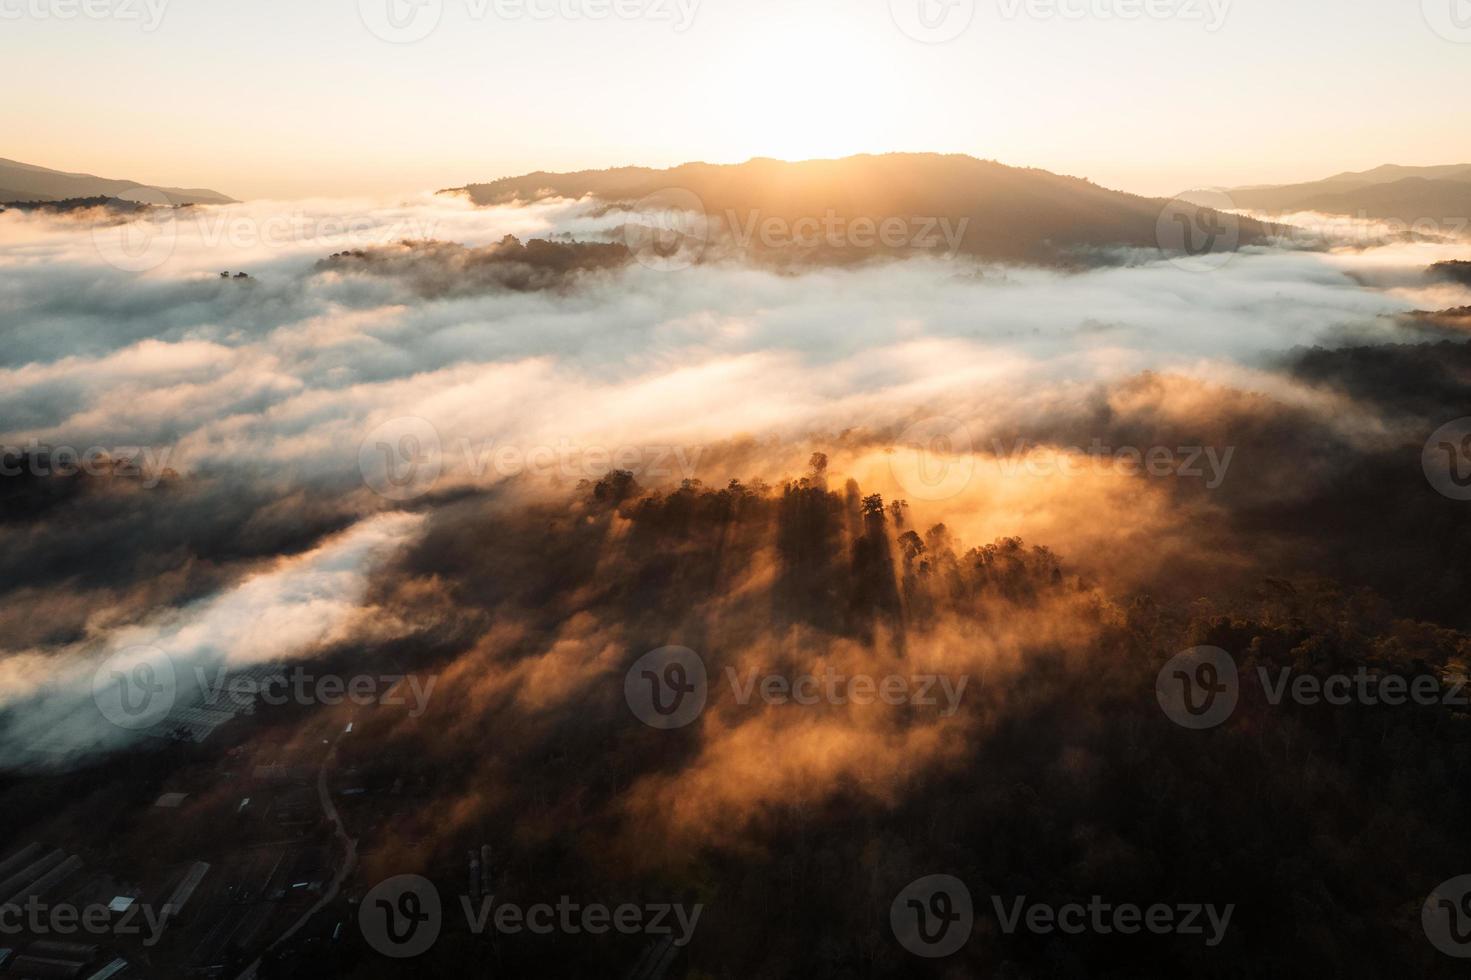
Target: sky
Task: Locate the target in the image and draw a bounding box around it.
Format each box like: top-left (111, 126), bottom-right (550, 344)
top-left (1, 0), bottom-right (1469, 200)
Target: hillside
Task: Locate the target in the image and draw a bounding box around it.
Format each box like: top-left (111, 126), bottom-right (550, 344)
top-left (443, 153), bottom-right (1275, 263)
top-left (1223, 163), bottom-right (1471, 220)
top-left (0, 157), bottom-right (235, 206)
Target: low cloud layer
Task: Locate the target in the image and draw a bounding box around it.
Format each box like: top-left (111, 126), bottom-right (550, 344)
top-left (0, 194), bottom-right (1467, 793)
top-left (4, 192), bottom-right (1471, 976)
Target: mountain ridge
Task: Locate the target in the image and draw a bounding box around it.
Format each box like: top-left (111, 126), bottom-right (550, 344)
top-left (1210, 163), bottom-right (1471, 219)
top-left (0, 157), bottom-right (235, 206)
top-left (441, 152), bottom-right (1276, 263)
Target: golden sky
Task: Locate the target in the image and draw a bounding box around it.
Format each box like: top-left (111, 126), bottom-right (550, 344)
top-left (3, 0), bottom-right (1469, 199)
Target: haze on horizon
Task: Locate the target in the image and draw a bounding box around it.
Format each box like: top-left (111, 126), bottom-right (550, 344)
top-left (3, 0), bottom-right (1470, 200)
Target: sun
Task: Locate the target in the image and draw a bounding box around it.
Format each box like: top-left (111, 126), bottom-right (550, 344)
top-left (690, 15), bottom-right (916, 164)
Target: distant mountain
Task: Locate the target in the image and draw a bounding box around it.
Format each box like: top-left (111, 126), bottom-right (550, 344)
top-left (317, 236), bottom-right (631, 297)
top-left (0, 195), bottom-right (156, 216)
top-left (1216, 164), bottom-right (1471, 220)
top-left (1431, 260), bottom-right (1471, 286)
top-left (443, 153), bottom-right (1276, 264)
top-left (0, 157), bottom-right (235, 206)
